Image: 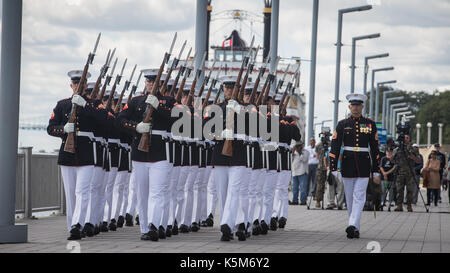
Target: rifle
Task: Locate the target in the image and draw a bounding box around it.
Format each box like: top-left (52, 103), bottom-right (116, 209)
top-left (126, 71), bottom-right (143, 106)
top-left (186, 52), bottom-right (207, 107)
top-left (279, 65), bottom-right (299, 112)
top-left (106, 58), bottom-right (127, 111)
top-left (238, 45), bottom-right (260, 103)
top-left (203, 65), bottom-right (223, 110)
top-left (175, 51), bottom-right (196, 104)
top-left (91, 48), bottom-right (115, 99)
top-left (195, 60), bottom-right (216, 106)
top-left (260, 56), bottom-right (281, 106)
top-left (138, 33), bottom-right (178, 152)
top-left (170, 47), bottom-right (192, 97)
top-left (249, 55), bottom-right (270, 105)
top-left (221, 36), bottom-right (255, 157)
top-left (160, 40), bottom-right (187, 96)
top-left (281, 69), bottom-right (300, 115)
top-left (213, 83), bottom-right (223, 105)
top-left (98, 57), bottom-right (118, 100)
top-left (114, 64), bottom-right (137, 113)
top-left (275, 64), bottom-right (292, 107)
top-left (64, 33), bottom-right (101, 153)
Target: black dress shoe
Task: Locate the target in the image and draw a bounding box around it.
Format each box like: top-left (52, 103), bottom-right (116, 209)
top-left (206, 214), bottom-right (214, 227)
top-left (200, 221), bottom-right (208, 227)
top-left (94, 225), bottom-right (100, 235)
top-left (108, 219), bottom-right (117, 231)
top-left (100, 222), bottom-right (109, 232)
top-left (166, 225), bottom-right (172, 237)
top-left (117, 216), bottom-right (125, 228)
top-left (83, 223), bottom-right (95, 237)
top-left (125, 213), bottom-right (134, 227)
top-left (190, 222), bottom-right (200, 232)
top-left (252, 220), bottom-right (261, 236)
top-left (220, 224), bottom-right (233, 242)
top-left (337, 206), bottom-right (343, 210)
top-left (235, 223), bottom-right (246, 241)
top-left (346, 225), bottom-right (356, 239)
top-left (148, 224), bottom-right (159, 241)
top-left (278, 217), bottom-right (287, 229)
top-left (179, 224), bottom-right (190, 233)
top-left (270, 217), bottom-right (278, 231)
top-left (172, 224), bottom-right (179, 235)
top-left (354, 230), bottom-right (360, 239)
top-left (68, 224), bottom-right (82, 240)
top-left (158, 226), bottom-right (166, 239)
top-left (141, 233), bottom-right (151, 241)
top-left (135, 215), bottom-right (140, 225)
top-left (260, 221), bottom-right (269, 235)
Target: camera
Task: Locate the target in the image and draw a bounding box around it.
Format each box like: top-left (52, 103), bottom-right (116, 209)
top-left (396, 116), bottom-right (411, 149)
top-left (319, 127), bottom-right (332, 150)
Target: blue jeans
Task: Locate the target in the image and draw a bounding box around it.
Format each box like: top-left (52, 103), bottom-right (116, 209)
top-left (307, 164), bottom-right (318, 196)
top-left (292, 174), bottom-right (308, 203)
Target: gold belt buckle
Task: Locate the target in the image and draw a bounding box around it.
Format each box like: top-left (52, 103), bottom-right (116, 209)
top-left (353, 147), bottom-right (361, 152)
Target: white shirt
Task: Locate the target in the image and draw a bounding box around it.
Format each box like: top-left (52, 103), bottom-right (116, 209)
top-left (305, 145), bottom-right (319, 165)
top-left (292, 149), bottom-right (310, 177)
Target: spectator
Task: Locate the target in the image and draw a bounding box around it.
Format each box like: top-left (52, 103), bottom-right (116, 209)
top-left (305, 138), bottom-right (319, 199)
top-left (424, 150), bottom-right (441, 206)
top-left (290, 142), bottom-right (310, 205)
top-left (412, 144), bottom-right (423, 205)
top-left (380, 149), bottom-right (396, 207)
top-left (428, 143), bottom-right (446, 203)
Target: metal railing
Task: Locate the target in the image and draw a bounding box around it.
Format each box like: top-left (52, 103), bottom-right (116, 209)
top-left (15, 147), bottom-right (65, 218)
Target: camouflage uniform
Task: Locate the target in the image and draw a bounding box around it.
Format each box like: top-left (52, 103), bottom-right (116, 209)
top-left (393, 145), bottom-right (418, 207)
top-left (314, 142), bottom-right (329, 203)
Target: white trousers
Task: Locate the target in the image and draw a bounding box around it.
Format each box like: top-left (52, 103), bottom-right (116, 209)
top-left (200, 166), bottom-right (213, 221)
top-left (111, 170), bottom-right (128, 221)
top-left (213, 166), bottom-right (246, 230)
top-left (119, 172), bottom-right (131, 216)
top-left (248, 169), bottom-right (265, 224)
top-left (85, 166), bottom-right (104, 225)
top-left (261, 170), bottom-right (278, 224)
top-left (235, 168), bottom-right (252, 226)
top-left (174, 166), bottom-right (190, 225)
top-left (160, 163), bottom-right (174, 228)
top-left (192, 167), bottom-right (206, 224)
top-left (133, 160), bottom-right (171, 234)
top-left (103, 167), bottom-right (118, 222)
top-left (207, 167), bottom-right (218, 218)
top-left (272, 170), bottom-right (292, 219)
top-left (96, 169), bottom-right (109, 225)
top-left (125, 169), bottom-right (138, 216)
top-left (180, 166), bottom-right (199, 226)
top-left (342, 177), bottom-right (369, 231)
top-left (167, 166), bottom-right (181, 227)
top-left (60, 165), bottom-right (94, 231)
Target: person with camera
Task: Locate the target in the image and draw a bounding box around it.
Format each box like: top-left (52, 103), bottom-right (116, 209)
top-left (392, 134), bottom-right (421, 212)
top-left (329, 94), bottom-right (381, 239)
top-left (290, 142), bottom-right (310, 205)
top-left (380, 149), bottom-right (396, 207)
top-left (314, 130), bottom-right (331, 208)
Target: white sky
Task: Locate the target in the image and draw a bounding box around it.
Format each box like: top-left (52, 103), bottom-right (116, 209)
top-left (2, 0), bottom-right (449, 137)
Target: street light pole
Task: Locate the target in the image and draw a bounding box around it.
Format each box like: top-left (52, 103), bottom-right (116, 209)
top-left (391, 107), bottom-right (409, 135)
top-left (350, 33), bottom-right (381, 94)
top-left (307, 0), bottom-right (319, 141)
top-left (370, 67), bottom-right (394, 119)
top-left (333, 5), bottom-right (372, 128)
top-left (382, 89), bottom-right (399, 128)
top-left (386, 97), bottom-right (405, 132)
top-left (363, 53), bottom-right (389, 116)
top-left (388, 103), bottom-right (407, 134)
top-left (427, 122), bottom-right (433, 147)
top-left (375, 80), bottom-right (396, 122)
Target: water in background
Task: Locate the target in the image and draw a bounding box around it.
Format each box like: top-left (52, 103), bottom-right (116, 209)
top-left (18, 129), bottom-right (61, 153)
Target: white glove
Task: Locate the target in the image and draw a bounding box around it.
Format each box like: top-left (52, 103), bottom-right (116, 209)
top-left (136, 122), bottom-right (150, 134)
top-left (226, 99), bottom-right (241, 113)
top-left (145, 95), bottom-right (159, 109)
top-left (373, 172), bottom-right (380, 178)
top-left (331, 171), bottom-right (338, 178)
top-left (72, 95), bottom-right (87, 108)
top-left (221, 129), bottom-right (234, 140)
top-left (64, 123), bottom-right (75, 134)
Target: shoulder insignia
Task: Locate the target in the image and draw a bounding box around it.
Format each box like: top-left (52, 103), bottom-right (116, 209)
top-left (123, 103), bottom-right (128, 110)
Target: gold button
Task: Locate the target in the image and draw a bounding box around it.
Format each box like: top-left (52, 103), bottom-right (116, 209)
top-left (356, 144), bottom-right (359, 147)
